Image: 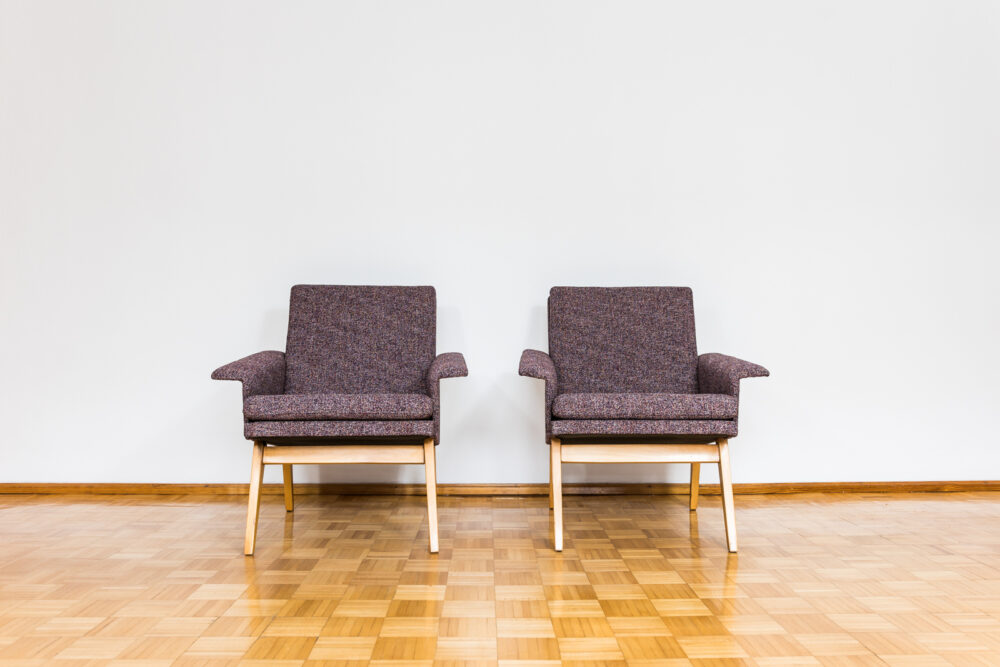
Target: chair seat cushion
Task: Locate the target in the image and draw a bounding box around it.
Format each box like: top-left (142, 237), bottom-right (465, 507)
top-left (244, 393), bottom-right (433, 421)
top-left (552, 393), bottom-right (737, 420)
top-left (245, 420), bottom-right (435, 440)
top-left (552, 419), bottom-right (737, 438)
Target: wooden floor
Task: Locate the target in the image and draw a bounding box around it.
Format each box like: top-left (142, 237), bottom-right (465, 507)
top-left (0, 492), bottom-right (998, 666)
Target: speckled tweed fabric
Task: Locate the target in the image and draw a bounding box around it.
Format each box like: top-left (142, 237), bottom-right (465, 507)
top-left (518, 349), bottom-right (558, 442)
top-left (210, 351), bottom-right (285, 399)
top-left (548, 287), bottom-right (698, 394)
top-left (213, 285), bottom-right (467, 446)
top-left (523, 287), bottom-right (767, 443)
top-left (245, 419), bottom-right (435, 439)
top-left (284, 285), bottom-right (436, 394)
top-left (553, 392), bottom-right (737, 420)
top-left (552, 419), bottom-right (738, 437)
top-left (426, 352), bottom-right (469, 443)
top-left (698, 353), bottom-right (770, 397)
top-left (244, 393), bottom-right (432, 421)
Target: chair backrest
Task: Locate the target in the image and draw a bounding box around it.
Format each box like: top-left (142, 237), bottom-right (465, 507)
top-left (548, 286), bottom-right (698, 394)
top-left (284, 285), bottom-right (436, 394)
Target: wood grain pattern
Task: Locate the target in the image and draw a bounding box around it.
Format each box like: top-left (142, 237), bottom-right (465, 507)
top-left (245, 441), bottom-right (438, 555)
top-left (282, 464), bottom-right (294, 512)
top-left (244, 441), bottom-right (265, 555)
top-left (553, 440), bottom-right (738, 552)
top-left (548, 452), bottom-right (554, 510)
top-left (423, 438), bottom-right (439, 554)
top-left (560, 443), bottom-right (720, 464)
top-left (260, 444), bottom-right (425, 464)
top-left (689, 462), bottom-right (700, 511)
top-left (4, 479), bottom-right (998, 495)
top-left (0, 490), bottom-right (998, 663)
top-left (551, 437), bottom-right (563, 552)
top-left (716, 438), bottom-right (737, 553)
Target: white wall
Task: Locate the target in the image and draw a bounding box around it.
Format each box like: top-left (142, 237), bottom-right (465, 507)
top-left (2, 0), bottom-right (998, 486)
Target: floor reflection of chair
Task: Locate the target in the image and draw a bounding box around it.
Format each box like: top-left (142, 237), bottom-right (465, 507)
top-left (688, 504), bottom-right (701, 542)
top-left (282, 507), bottom-right (295, 541)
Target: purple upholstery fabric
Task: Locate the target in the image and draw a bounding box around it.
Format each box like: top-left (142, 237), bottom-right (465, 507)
top-left (698, 353), bottom-right (770, 397)
top-left (548, 287), bottom-right (698, 394)
top-left (284, 285), bottom-right (435, 394)
top-left (426, 353), bottom-right (469, 390)
top-left (244, 393), bottom-right (432, 421)
top-left (553, 393), bottom-right (737, 420)
top-left (519, 350), bottom-right (558, 442)
top-left (211, 351), bottom-right (285, 399)
top-left (552, 419), bottom-right (738, 437)
top-left (426, 352), bottom-right (469, 443)
top-left (246, 420), bottom-right (435, 439)
top-left (523, 287), bottom-right (767, 443)
top-left (214, 285), bottom-right (467, 446)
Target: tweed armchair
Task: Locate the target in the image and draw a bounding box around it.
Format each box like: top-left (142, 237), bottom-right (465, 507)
top-left (519, 287), bottom-right (767, 552)
top-left (213, 285), bottom-right (468, 554)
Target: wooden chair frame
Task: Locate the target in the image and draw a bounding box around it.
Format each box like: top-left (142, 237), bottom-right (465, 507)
top-left (244, 438), bottom-right (439, 555)
top-left (548, 437), bottom-right (737, 553)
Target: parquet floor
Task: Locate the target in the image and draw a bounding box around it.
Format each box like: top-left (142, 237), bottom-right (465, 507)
top-left (0, 491), bottom-right (999, 666)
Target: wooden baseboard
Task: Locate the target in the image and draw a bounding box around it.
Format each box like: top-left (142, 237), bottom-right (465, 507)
top-left (0, 480), bottom-right (997, 496)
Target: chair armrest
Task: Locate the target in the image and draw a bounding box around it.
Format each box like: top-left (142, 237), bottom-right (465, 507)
top-left (426, 352), bottom-right (469, 397)
top-left (519, 349), bottom-right (558, 443)
top-left (698, 353), bottom-right (769, 397)
top-left (426, 352), bottom-right (468, 444)
top-left (211, 351), bottom-right (286, 398)
top-left (519, 349), bottom-right (557, 386)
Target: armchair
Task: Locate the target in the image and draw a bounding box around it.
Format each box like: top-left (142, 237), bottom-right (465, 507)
top-left (519, 287), bottom-right (768, 552)
top-left (213, 285), bottom-right (468, 555)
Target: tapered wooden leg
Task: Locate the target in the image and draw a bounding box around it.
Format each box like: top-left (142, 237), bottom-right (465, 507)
top-left (689, 463), bottom-right (700, 510)
top-left (717, 438), bottom-right (737, 552)
top-left (551, 437), bottom-right (563, 551)
top-left (549, 452), bottom-right (554, 509)
top-left (282, 464), bottom-right (294, 512)
top-left (244, 441), bottom-right (265, 556)
top-left (423, 438), bottom-right (439, 553)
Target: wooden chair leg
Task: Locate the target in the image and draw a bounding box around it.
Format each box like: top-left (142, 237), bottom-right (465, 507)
top-left (282, 464), bottom-right (294, 512)
top-left (244, 441), bottom-right (265, 556)
top-left (551, 437), bottom-right (563, 551)
top-left (717, 438), bottom-right (737, 552)
top-left (689, 463), bottom-right (700, 510)
top-left (549, 451), bottom-right (554, 510)
top-left (423, 438), bottom-right (439, 554)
